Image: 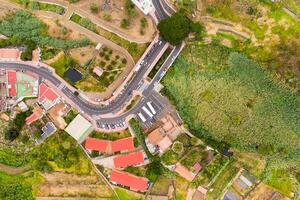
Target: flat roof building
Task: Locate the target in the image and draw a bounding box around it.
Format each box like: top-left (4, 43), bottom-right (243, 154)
top-left (110, 170), bottom-right (148, 192)
top-left (65, 114), bottom-right (93, 143)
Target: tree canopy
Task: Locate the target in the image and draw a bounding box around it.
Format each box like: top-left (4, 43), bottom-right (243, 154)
top-left (158, 11), bottom-right (205, 45)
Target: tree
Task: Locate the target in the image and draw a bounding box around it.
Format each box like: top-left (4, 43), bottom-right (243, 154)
top-left (158, 11), bottom-right (205, 45)
top-left (120, 18), bottom-right (130, 29)
top-left (5, 128), bottom-right (20, 141)
top-left (158, 12), bottom-right (188, 45)
top-left (125, 0), bottom-right (136, 17)
top-left (90, 3), bottom-right (99, 13)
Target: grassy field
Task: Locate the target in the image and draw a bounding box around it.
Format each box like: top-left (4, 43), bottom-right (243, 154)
top-left (115, 188), bottom-right (144, 200)
top-left (90, 129), bottom-right (131, 141)
top-left (202, 0), bottom-right (300, 90)
top-left (162, 42), bottom-right (300, 195)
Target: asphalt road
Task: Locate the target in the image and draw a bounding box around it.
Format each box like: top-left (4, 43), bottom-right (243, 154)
top-left (0, 0), bottom-right (183, 129)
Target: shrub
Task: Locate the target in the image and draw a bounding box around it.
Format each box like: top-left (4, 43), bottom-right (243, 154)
top-left (90, 3), bottom-right (99, 13)
top-left (120, 18), bottom-right (130, 29)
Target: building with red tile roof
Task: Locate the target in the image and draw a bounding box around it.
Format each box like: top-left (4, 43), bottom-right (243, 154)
top-left (38, 83), bottom-right (59, 110)
top-left (85, 137), bottom-right (110, 153)
top-left (110, 170), bottom-right (148, 192)
top-left (84, 137), bottom-right (134, 154)
top-left (0, 49), bottom-right (20, 60)
top-left (111, 137), bottom-right (135, 153)
top-left (26, 106), bottom-right (43, 125)
top-left (7, 71), bottom-right (16, 97)
top-left (113, 151), bottom-right (145, 169)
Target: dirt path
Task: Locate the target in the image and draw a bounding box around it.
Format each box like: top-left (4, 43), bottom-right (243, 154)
top-left (0, 163), bottom-right (30, 175)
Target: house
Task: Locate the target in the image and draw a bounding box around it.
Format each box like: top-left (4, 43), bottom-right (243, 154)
top-left (48, 103), bottom-right (69, 129)
top-left (84, 137), bottom-right (135, 154)
top-left (233, 170), bottom-right (258, 194)
top-left (174, 163), bottom-right (196, 182)
top-left (192, 186), bottom-right (207, 200)
top-left (223, 190), bottom-right (242, 200)
top-left (26, 105), bottom-right (43, 125)
top-left (146, 114), bottom-right (182, 154)
top-left (38, 83), bottom-right (60, 110)
top-left (0, 48), bottom-right (21, 61)
top-left (18, 101), bottom-right (28, 112)
top-left (113, 151), bottom-right (146, 169)
top-left (36, 122), bottom-right (57, 145)
top-left (65, 114), bottom-right (93, 143)
top-left (42, 122), bottom-right (57, 136)
top-left (85, 137), bottom-right (110, 154)
top-left (110, 170), bottom-right (148, 192)
top-left (111, 137), bottom-right (135, 154)
top-left (93, 67), bottom-right (103, 77)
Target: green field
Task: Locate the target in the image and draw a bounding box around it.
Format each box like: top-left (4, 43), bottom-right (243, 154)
top-left (162, 42), bottom-right (300, 194)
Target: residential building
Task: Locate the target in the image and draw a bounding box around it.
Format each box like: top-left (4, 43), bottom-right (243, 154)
top-left (65, 114), bottom-right (93, 143)
top-left (113, 151), bottom-right (146, 169)
top-left (110, 170), bottom-right (148, 192)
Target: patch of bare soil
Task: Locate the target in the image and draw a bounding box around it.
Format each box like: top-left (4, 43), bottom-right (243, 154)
top-left (76, 0), bottom-right (155, 40)
top-left (69, 45), bottom-right (95, 66)
top-left (36, 172), bottom-right (114, 199)
top-left (245, 183), bottom-right (287, 200)
top-left (41, 17), bottom-right (86, 40)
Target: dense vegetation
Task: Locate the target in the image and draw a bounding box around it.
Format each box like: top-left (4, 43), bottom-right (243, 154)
top-left (0, 172), bottom-right (36, 200)
top-left (158, 11), bottom-right (205, 45)
top-left (162, 42), bottom-right (300, 188)
top-left (5, 111), bottom-right (32, 141)
top-left (0, 10), bottom-right (90, 60)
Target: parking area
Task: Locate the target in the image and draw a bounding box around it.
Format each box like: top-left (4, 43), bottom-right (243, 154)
top-left (134, 92), bottom-right (166, 129)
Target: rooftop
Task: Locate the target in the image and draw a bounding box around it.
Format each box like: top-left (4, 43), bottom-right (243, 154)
top-left (65, 114), bottom-right (93, 143)
top-left (85, 137), bottom-right (110, 153)
top-left (111, 137), bottom-right (135, 153)
top-left (110, 170), bottom-right (148, 192)
top-left (0, 48), bottom-right (20, 60)
top-left (84, 137), bottom-right (135, 154)
top-left (26, 106), bottom-right (43, 125)
top-left (113, 151), bottom-right (145, 168)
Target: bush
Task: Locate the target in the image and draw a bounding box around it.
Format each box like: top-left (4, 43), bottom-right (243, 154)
top-left (125, 0), bottom-right (137, 17)
top-left (120, 18), bottom-right (130, 29)
top-left (172, 141), bottom-right (184, 154)
top-left (90, 3), bottom-right (99, 13)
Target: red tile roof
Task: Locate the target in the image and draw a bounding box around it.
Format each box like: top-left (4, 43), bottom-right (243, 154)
top-left (7, 71), bottom-right (16, 97)
top-left (113, 151), bottom-right (144, 168)
top-left (38, 83), bottom-right (59, 103)
top-left (111, 137), bottom-right (134, 153)
top-left (110, 170), bottom-right (148, 192)
top-left (85, 137), bottom-right (110, 153)
top-left (0, 49), bottom-right (20, 59)
top-left (26, 106), bottom-right (43, 125)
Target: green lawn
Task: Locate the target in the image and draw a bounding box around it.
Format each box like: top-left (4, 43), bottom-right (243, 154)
top-left (90, 129), bottom-right (131, 141)
top-left (205, 160), bottom-right (239, 199)
top-left (115, 188), bottom-right (143, 200)
top-left (50, 53), bottom-right (78, 77)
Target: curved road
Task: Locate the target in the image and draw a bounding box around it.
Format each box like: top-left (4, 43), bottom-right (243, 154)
top-left (0, 0), bottom-right (181, 129)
